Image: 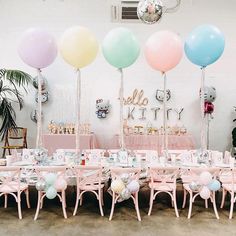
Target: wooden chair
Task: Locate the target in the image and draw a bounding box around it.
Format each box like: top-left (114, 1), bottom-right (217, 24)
top-left (2, 127), bottom-right (27, 157)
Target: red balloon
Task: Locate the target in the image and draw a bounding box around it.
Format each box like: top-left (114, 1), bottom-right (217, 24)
top-left (204, 102), bottom-right (214, 114)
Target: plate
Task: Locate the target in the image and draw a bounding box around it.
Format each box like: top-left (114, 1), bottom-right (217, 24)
top-left (12, 161), bottom-right (33, 166)
top-left (49, 161), bottom-right (67, 166)
top-left (181, 163), bottom-right (200, 167)
top-left (214, 163), bottom-right (230, 168)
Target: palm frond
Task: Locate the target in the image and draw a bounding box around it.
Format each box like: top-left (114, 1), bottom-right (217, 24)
top-left (0, 98), bottom-right (17, 140)
top-left (3, 69), bottom-right (32, 92)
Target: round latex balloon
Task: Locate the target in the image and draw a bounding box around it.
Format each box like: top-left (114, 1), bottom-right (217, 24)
top-left (46, 186), bottom-right (57, 200)
top-left (145, 30), bottom-right (183, 72)
top-left (208, 179), bottom-right (221, 191)
top-left (45, 173), bottom-right (57, 186)
top-left (184, 24), bottom-right (225, 67)
top-left (102, 27), bottom-right (140, 69)
top-left (199, 186), bottom-right (211, 200)
top-left (59, 26), bottom-right (98, 69)
top-left (18, 28), bottom-right (57, 69)
top-left (199, 171), bottom-right (212, 185)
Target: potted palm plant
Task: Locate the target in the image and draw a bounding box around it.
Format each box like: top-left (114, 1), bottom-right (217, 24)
top-left (0, 69), bottom-right (32, 141)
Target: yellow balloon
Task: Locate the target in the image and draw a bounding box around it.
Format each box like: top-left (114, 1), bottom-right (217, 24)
top-left (59, 26), bottom-right (98, 69)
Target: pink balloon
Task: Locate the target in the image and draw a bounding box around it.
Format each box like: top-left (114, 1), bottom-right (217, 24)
top-left (199, 171), bottom-right (212, 185)
top-left (54, 177), bottom-right (67, 191)
top-left (18, 28), bottom-right (57, 69)
top-left (144, 30), bottom-right (183, 72)
top-left (199, 186), bottom-right (211, 200)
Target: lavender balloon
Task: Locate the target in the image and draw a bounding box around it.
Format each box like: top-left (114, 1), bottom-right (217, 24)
top-left (18, 28), bottom-right (57, 69)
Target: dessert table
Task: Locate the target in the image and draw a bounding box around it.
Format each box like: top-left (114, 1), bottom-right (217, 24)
top-left (110, 134), bottom-right (195, 153)
top-left (42, 133), bottom-right (99, 156)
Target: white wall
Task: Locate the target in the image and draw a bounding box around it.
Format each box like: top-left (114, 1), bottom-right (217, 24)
top-left (0, 0), bottom-right (235, 151)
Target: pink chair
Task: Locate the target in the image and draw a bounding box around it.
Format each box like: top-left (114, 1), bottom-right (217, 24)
top-left (148, 166), bottom-right (180, 217)
top-left (109, 167), bottom-right (141, 221)
top-left (181, 167), bottom-right (220, 219)
top-left (73, 165), bottom-right (104, 216)
top-left (0, 166), bottom-right (30, 219)
top-left (34, 166), bottom-right (67, 220)
top-left (219, 168), bottom-right (236, 219)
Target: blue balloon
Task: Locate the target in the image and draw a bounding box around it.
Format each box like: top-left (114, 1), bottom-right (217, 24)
top-left (208, 179), bottom-right (221, 191)
top-left (184, 25), bottom-right (225, 67)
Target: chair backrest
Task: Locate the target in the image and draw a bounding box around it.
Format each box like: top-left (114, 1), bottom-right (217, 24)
top-left (84, 149), bottom-right (106, 156)
top-left (149, 167), bottom-right (180, 187)
top-left (0, 166), bottom-right (21, 193)
top-left (135, 150), bottom-right (158, 162)
top-left (219, 168), bottom-right (236, 185)
top-left (7, 127), bottom-right (26, 139)
top-left (106, 149), bottom-right (120, 155)
top-left (84, 149), bottom-right (106, 163)
top-left (181, 167), bottom-right (220, 184)
top-left (224, 151), bottom-right (232, 164)
top-left (73, 165), bottom-right (103, 189)
top-left (22, 149), bottom-right (35, 162)
top-left (34, 166), bottom-right (67, 181)
top-left (209, 150), bottom-right (223, 164)
top-left (110, 167), bottom-right (141, 181)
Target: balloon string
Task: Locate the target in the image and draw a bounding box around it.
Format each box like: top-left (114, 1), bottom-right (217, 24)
top-left (75, 69), bottom-right (81, 156)
top-left (119, 68), bottom-right (125, 150)
top-left (200, 67), bottom-right (207, 152)
top-left (163, 72), bottom-right (168, 157)
top-left (207, 113), bottom-right (210, 150)
top-left (36, 69), bottom-right (42, 148)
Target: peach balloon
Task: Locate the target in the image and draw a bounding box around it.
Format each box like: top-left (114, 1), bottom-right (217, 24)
top-left (144, 30), bottom-right (183, 72)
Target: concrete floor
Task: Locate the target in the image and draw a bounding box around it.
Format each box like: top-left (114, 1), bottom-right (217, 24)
top-left (1, 187), bottom-right (236, 236)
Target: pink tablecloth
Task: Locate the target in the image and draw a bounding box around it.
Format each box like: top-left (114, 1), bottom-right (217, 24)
top-left (110, 134), bottom-right (195, 153)
top-left (43, 133), bottom-right (99, 155)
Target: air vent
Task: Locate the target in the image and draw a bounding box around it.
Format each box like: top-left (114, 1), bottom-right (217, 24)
top-left (111, 0), bottom-right (140, 22)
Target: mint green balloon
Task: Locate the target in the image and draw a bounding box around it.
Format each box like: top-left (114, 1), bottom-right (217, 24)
top-left (46, 186), bottom-right (57, 199)
top-left (102, 27), bottom-right (140, 69)
top-left (45, 173), bottom-right (57, 186)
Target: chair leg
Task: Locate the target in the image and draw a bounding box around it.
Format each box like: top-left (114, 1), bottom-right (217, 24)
top-left (182, 189), bottom-right (187, 208)
top-left (2, 148), bottom-right (6, 158)
top-left (220, 189), bottom-right (226, 209)
top-left (25, 189), bottom-right (31, 208)
top-left (4, 194), bottom-right (7, 208)
top-left (34, 191), bottom-right (42, 221)
top-left (187, 192), bottom-right (193, 219)
top-left (73, 192), bottom-right (80, 216)
top-left (173, 190), bottom-right (179, 218)
top-left (205, 199), bottom-right (208, 208)
top-left (80, 195), bottom-right (83, 206)
top-left (101, 189), bottom-right (104, 206)
top-left (98, 189), bottom-right (104, 216)
top-left (109, 192), bottom-right (116, 221)
top-left (40, 197), bottom-right (44, 209)
top-left (17, 195), bottom-right (22, 220)
top-left (61, 191), bottom-right (67, 219)
top-left (134, 192), bottom-right (141, 221)
top-left (229, 193), bottom-right (234, 219)
top-left (148, 189), bottom-right (154, 216)
top-left (212, 192), bottom-right (219, 219)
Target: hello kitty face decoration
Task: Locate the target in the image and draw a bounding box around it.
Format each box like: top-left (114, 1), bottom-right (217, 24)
top-left (156, 89), bottom-right (171, 102)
